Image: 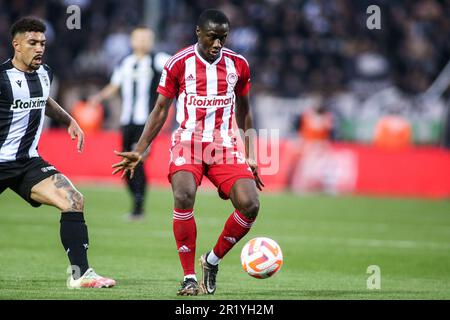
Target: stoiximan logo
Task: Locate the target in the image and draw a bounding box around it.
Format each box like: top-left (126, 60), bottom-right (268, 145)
top-left (10, 98), bottom-right (47, 110)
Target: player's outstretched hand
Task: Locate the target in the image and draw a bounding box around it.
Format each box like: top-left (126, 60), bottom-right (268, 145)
top-left (112, 151), bottom-right (143, 179)
top-left (247, 158), bottom-right (265, 191)
top-left (68, 120), bottom-right (84, 153)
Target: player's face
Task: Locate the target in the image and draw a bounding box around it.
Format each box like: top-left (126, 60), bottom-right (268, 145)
top-left (13, 32), bottom-right (46, 71)
top-left (131, 28), bottom-right (154, 55)
top-left (196, 22), bottom-right (229, 62)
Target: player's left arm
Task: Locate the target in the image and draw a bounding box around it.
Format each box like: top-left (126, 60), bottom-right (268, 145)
top-left (235, 94), bottom-right (264, 191)
top-left (45, 97), bottom-right (84, 152)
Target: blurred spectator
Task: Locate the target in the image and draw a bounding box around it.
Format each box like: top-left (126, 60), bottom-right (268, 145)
top-left (297, 97), bottom-right (334, 144)
top-left (373, 115), bottom-right (412, 149)
top-left (71, 100), bottom-right (104, 133)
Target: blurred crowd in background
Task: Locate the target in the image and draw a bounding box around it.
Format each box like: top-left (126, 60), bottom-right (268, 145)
top-left (1, 0), bottom-right (449, 147)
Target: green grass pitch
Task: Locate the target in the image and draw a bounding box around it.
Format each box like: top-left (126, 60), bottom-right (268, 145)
top-left (1, 186), bottom-right (449, 300)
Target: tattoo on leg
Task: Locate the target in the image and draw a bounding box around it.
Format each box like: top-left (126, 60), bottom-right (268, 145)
top-left (52, 174), bottom-right (71, 189)
top-left (52, 174), bottom-right (83, 211)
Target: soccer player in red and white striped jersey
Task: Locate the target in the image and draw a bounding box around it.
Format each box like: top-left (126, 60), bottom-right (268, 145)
top-left (113, 9), bottom-right (264, 296)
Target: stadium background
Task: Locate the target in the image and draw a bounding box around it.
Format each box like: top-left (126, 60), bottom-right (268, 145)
top-left (1, 0), bottom-right (450, 300)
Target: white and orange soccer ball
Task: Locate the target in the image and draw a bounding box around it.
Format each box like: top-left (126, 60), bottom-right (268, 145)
top-left (240, 237), bottom-right (283, 279)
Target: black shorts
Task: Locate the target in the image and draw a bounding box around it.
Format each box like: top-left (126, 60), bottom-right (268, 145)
top-left (0, 157), bottom-right (60, 207)
top-left (121, 124), bottom-right (145, 152)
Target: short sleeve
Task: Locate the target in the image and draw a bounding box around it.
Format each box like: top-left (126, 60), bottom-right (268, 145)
top-left (110, 64), bottom-right (123, 86)
top-left (157, 63), bottom-right (179, 99)
top-left (154, 52), bottom-right (172, 73)
top-left (235, 59), bottom-right (251, 96)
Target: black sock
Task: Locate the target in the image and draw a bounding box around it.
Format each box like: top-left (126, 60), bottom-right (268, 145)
top-left (127, 163), bottom-right (147, 215)
top-left (60, 212), bottom-right (89, 279)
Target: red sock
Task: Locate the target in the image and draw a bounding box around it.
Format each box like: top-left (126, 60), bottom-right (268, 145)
top-left (213, 209), bottom-right (255, 259)
top-left (173, 208), bottom-right (196, 276)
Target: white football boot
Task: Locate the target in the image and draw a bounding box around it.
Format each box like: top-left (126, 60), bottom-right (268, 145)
top-left (68, 268), bottom-right (116, 289)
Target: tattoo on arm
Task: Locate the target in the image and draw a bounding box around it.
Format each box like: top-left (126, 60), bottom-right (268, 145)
top-left (52, 174), bottom-right (83, 211)
top-left (45, 98), bottom-right (72, 127)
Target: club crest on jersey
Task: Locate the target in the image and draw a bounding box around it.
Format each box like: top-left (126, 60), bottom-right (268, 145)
top-left (42, 75), bottom-right (49, 87)
top-left (174, 156), bottom-right (186, 166)
top-left (10, 98), bottom-right (46, 111)
top-left (226, 73), bottom-right (238, 86)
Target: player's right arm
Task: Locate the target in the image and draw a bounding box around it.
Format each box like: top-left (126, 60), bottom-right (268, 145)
top-left (112, 93), bottom-right (172, 178)
top-left (88, 83), bottom-right (120, 105)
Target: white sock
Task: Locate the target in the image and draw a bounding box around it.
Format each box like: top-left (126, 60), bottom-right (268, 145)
top-left (206, 250), bottom-right (221, 266)
top-left (184, 274), bottom-right (197, 281)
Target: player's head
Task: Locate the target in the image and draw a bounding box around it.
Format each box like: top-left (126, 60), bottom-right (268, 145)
top-left (11, 17), bottom-right (46, 71)
top-left (131, 26), bottom-right (154, 55)
top-left (196, 9), bottom-right (230, 62)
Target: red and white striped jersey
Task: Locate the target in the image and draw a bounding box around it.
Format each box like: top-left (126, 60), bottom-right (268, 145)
top-left (157, 43), bottom-right (251, 148)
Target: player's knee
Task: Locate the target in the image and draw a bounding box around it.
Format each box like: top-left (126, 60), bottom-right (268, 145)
top-left (173, 189), bottom-right (195, 209)
top-left (59, 188), bottom-right (84, 212)
top-left (71, 190), bottom-right (84, 211)
top-left (239, 197), bottom-right (260, 220)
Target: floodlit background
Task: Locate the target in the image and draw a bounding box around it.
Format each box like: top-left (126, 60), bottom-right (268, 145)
top-left (0, 0), bottom-right (449, 299)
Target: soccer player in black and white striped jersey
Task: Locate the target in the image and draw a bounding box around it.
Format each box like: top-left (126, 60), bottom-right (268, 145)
top-left (0, 17), bottom-right (115, 288)
top-left (89, 26), bottom-right (170, 220)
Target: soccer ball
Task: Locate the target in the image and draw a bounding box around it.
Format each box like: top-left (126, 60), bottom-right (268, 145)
top-left (240, 237), bottom-right (283, 279)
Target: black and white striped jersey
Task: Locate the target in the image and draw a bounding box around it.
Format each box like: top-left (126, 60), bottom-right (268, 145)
top-left (111, 52), bottom-right (170, 126)
top-left (0, 59), bottom-right (52, 163)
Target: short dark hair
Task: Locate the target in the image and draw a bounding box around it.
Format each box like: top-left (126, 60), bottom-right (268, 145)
top-left (11, 17), bottom-right (46, 38)
top-left (197, 9), bottom-right (230, 29)
top-left (133, 25), bottom-right (151, 31)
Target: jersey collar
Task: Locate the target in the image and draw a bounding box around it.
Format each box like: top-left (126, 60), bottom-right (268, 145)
top-left (194, 43), bottom-right (223, 66)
